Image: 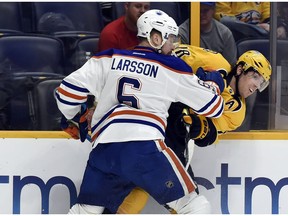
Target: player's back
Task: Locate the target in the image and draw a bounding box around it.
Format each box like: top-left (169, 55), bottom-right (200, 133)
top-left (90, 46), bottom-right (223, 144)
top-left (57, 45), bottom-right (223, 145)
top-left (91, 46), bottom-right (191, 143)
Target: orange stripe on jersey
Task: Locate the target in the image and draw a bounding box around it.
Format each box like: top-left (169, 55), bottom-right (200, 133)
top-left (158, 140), bottom-right (195, 193)
top-left (91, 111), bottom-right (166, 142)
top-left (157, 139), bottom-right (166, 149)
top-left (57, 87), bottom-right (87, 100)
top-left (109, 110), bottom-right (166, 128)
top-left (91, 131), bottom-right (99, 142)
top-left (203, 96), bottom-right (223, 117)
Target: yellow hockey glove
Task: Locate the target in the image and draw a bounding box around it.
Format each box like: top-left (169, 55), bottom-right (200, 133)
top-left (182, 108), bottom-right (218, 147)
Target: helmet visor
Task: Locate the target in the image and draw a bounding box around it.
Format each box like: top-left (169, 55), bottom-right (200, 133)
top-left (258, 80), bottom-right (269, 92)
top-left (248, 70), bottom-right (269, 92)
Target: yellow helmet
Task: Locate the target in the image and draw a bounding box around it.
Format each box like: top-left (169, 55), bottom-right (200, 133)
top-left (237, 50), bottom-right (271, 92)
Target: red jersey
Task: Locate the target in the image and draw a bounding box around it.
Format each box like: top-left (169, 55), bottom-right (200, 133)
top-left (98, 16), bottom-right (139, 51)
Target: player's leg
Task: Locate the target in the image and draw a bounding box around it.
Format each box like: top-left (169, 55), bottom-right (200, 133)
top-left (70, 144), bottom-right (136, 213)
top-left (72, 140), bottom-right (209, 214)
top-left (124, 139), bottom-right (210, 214)
top-left (166, 192), bottom-right (211, 214)
top-left (69, 204), bottom-right (104, 214)
top-left (117, 187), bottom-right (149, 214)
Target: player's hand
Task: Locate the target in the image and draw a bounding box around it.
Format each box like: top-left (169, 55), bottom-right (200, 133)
top-left (61, 104), bottom-right (89, 142)
top-left (182, 108), bottom-right (208, 140)
top-left (181, 107), bottom-right (218, 147)
top-left (61, 116), bottom-right (81, 139)
top-left (196, 67), bottom-right (225, 93)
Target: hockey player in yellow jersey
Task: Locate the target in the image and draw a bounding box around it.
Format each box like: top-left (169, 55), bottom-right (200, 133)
top-left (111, 44), bottom-right (272, 214)
top-left (174, 44), bottom-right (270, 134)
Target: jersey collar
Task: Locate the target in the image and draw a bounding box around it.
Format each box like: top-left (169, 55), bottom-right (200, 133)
top-left (133, 46), bottom-right (157, 53)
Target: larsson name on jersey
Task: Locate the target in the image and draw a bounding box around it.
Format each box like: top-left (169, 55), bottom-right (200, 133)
top-left (111, 58), bottom-right (158, 78)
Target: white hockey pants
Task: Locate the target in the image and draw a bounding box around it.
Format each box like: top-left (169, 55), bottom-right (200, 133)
top-left (166, 191), bottom-right (211, 214)
top-left (68, 204), bottom-right (104, 214)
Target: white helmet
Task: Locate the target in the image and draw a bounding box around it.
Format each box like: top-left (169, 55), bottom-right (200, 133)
top-left (137, 9), bottom-right (179, 49)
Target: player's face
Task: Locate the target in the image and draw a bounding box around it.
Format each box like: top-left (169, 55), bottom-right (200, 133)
top-left (238, 70), bottom-right (265, 98)
top-left (126, 2), bottom-right (150, 25)
top-left (161, 34), bottom-right (179, 55)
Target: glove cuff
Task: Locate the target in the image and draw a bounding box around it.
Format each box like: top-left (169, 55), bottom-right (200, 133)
top-left (192, 115), bottom-right (209, 140)
top-left (195, 118), bottom-right (218, 147)
top-left (187, 114), bottom-right (209, 140)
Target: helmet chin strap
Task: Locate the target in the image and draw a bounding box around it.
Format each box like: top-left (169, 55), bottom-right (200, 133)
top-left (234, 75), bottom-right (240, 97)
top-left (234, 69), bottom-right (245, 97)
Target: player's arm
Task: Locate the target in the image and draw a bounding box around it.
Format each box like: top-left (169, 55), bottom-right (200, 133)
top-left (211, 95), bottom-right (245, 133)
top-left (177, 71), bottom-right (224, 119)
top-left (175, 107), bottom-right (218, 147)
top-left (60, 95), bottom-right (96, 142)
top-left (56, 52), bottom-right (110, 141)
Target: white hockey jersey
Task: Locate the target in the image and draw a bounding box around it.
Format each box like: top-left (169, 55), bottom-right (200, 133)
top-left (56, 46), bottom-right (224, 145)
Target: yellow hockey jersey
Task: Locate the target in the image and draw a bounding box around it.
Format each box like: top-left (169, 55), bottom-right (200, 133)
top-left (174, 44), bottom-right (246, 133)
top-left (214, 2), bottom-right (270, 24)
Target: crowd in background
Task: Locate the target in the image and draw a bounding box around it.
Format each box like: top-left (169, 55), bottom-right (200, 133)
top-left (0, 2), bottom-right (287, 131)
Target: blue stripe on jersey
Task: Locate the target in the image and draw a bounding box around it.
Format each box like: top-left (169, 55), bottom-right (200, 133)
top-left (95, 118), bottom-right (165, 138)
top-left (196, 94), bottom-right (219, 116)
top-left (91, 104), bottom-right (124, 132)
top-left (55, 91), bottom-right (81, 106)
top-left (62, 80), bottom-right (90, 93)
top-left (214, 104), bottom-right (224, 118)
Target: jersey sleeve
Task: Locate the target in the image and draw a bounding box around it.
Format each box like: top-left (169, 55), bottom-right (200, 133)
top-left (211, 112), bottom-right (240, 133)
top-left (175, 74), bottom-right (224, 118)
top-left (211, 88), bottom-right (246, 133)
top-left (56, 53), bottom-right (111, 119)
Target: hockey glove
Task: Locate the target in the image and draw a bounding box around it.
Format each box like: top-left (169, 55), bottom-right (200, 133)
top-left (195, 67), bottom-right (225, 93)
top-left (181, 108), bottom-right (218, 147)
top-left (61, 104), bottom-right (89, 142)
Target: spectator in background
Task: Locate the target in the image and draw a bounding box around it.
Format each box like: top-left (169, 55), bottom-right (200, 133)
top-left (178, 2), bottom-right (237, 66)
top-left (214, 2), bottom-right (273, 41)
top-left (277, 2), bottom-right (288, 39)
top-left (98, 2), bottom-right (150, 51)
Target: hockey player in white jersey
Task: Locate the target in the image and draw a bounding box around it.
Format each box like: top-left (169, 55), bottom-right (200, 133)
top-left (56, 9), bottom-right (225, 214)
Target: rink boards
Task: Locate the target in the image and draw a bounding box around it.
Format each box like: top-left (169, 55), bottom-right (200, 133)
top-left (0, 131), bottom-right (287, 214)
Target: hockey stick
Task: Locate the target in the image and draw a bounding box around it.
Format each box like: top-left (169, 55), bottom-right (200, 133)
top-left (185, 139), bottom-right (195, 170)
top-left (184, 125), bottom-right (195, 170)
